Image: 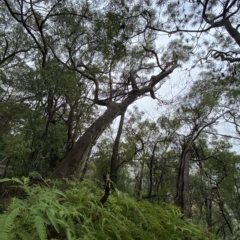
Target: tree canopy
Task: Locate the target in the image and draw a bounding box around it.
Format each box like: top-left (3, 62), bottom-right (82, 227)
top-left (1, 0), bottom-right (240, 239)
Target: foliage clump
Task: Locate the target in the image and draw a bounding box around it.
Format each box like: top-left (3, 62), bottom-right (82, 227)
top-left (0, 177), bottom-right (217, 240)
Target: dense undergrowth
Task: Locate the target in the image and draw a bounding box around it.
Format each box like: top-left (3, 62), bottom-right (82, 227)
top-left (0, 177), bottom-right (217, 240)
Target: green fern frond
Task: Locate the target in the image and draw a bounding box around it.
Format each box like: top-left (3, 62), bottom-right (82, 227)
top-left (45, 208), bottom-right (59, 233)
top-left (14, 230), bottom-right (32, 240)
top-left (55, 218), bottom-right (69, 229)
top-left (0, 199), bottom-right (25, 238)
top-left (21, 176), bottom-right (30, 186)
top-left (34, 215), bottom-right (48, 240)
top-left (0, 177), bottom-right (24, 185)
top-left (66, 227), bottom-right (75, 240)
top-left (48, 188), bottom-right (67, 199)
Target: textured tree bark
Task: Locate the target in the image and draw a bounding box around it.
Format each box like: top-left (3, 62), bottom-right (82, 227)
top-left (205, 198), bottom-right (213, 231)
top-left (148, 143), bottom-right (157, 198)
top-left (51, 102), bottom-right (124, 180)
top-left (100, 174), bottom-right (111, 204)
top-left (175, 144), bottom-right (192, 218)
top-left (175, 116), bottom-right (222, 218)
top-left (135, 161), bottom-right (144, 199)
top-left (214, 188), bottom-right (240, 240)
top-left (110, 111), bottom-right (125, 185)
top-left (224, 19), bottom-right (240, 47)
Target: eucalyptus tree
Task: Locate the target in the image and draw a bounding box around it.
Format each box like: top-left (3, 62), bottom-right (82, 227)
top-left (2, 0), bottom-right (193, 179)
top-left (107, 107), bottom-right (179, 200)
top-left (86, 106), bottom-right (178, 198)
top-left (49, 1), bottom-right (191, 179)
top-left (173, 75), bottom-right (230, 218)
top-left (148, 2), bottom-right (240, 213)
top-left (110, 111), bottom-right (126, 185)
top-left (190, 136), bottom-right (240, 239)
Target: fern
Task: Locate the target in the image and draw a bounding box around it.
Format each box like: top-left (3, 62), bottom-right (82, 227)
top-left (0, 177), bottom-right (24, 185)
top-left (14, 231), bottom-right (32, 240)
top-left (0, 198), bottom-right (26, 240)
top-left (34, 216), bottom-right (48, 240)
top-left (45, 207), bottom-right (60, 233)
top-left (0, 178), bottom-right (218, 240)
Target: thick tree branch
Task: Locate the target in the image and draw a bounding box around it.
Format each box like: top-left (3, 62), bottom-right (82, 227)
top-left (224, 18), bottom-right (240, 47)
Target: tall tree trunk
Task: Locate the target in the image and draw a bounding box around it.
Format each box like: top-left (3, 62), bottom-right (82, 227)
top-left (51, 68), bottom-right (177, 180)
top-left (205, 198), bottom-right (213, 231)
top-left (51, 102), bottom-right (123, 180)
top-left (174, 118), bottom-right (220, 217)
top-left (51, 95), bottom-right (139, 180)
top-left (135, 161), bottom-right (144, 199)
top-left (110, 111), bottom-right (125, 185)
top-left (148, 143), bottom-right (157, 198)
top-left (175, 144), bottom-right (192, 218)
top-left (213, 187), bottom-right (240, 240)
